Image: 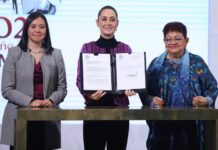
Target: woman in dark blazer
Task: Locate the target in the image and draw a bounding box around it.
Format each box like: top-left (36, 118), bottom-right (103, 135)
top-left (0, 12), bottom-right (67, 150)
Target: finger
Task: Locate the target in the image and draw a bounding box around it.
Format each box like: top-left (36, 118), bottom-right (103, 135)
top-left (94, 90), bottom-right (104, 97)
top-left (30, 102), bottom-right (40, 107)
top-left (41, 101), bottom-right (50, 106)
top-left (96, 92), bottom-right (106, 100)
top-left (129, 90), bottom-right (136, 96)
top-left (91, 90), bottom-right (105, 100)
top-left (101, 92), bottom-right (106, 97)
top-left (124, 89), bottom-right (129, 96)
top-left (125, 90), bottom-right (136, 96)
top-left (132, 90), bottom-right (136, 95)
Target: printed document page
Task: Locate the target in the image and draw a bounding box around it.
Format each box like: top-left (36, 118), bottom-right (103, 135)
top-left (82, 54), bottom-right (112, 90)
top-left (116, 53), bottom-right (146, 90)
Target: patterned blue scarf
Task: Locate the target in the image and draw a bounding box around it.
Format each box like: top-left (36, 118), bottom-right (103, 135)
top-left (150, 49), bottom-right (190, 106)
top-left (149, 49), bottom-right (205, 150)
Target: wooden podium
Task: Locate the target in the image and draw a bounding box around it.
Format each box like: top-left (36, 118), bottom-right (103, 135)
top-left (15, 106), bottom-right (218, 150)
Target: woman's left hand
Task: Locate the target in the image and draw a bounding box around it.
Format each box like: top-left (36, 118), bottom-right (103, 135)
top-left (40, 99), bottom-right (54, 107)
top-left (192, 96), bottom-right (208, 107)
top-left (124, 89), bottom-right (136, 96)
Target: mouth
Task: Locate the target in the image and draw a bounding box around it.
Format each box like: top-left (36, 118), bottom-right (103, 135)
top-left (104, 26), bottom-right (113, 30)
top-left (33, 34), bottom-right (42, 37)
top-left (169, 45), bottom-right (179, 49)
top-left (104, 28), bottom-right (112, 30)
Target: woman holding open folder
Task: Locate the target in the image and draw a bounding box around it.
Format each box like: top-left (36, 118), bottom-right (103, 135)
top-left (76, 5), bottom-right (135, 150)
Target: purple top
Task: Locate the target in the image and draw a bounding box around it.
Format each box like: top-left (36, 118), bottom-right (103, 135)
top-left (76, 38), bottom-right (132, 106)
top-left (33, 62), bottom-right (44, 99)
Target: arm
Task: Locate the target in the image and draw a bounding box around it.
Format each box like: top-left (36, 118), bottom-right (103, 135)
top-left (76, 44), bottom-right (104, 103)
top-left (192, 55), bottom-right (218, 106)
top-left (138, 91), bottom-right (153, 106)
top-left (47, 49), bottom-right (67, 106)
top-left (1, 48), bottom-right (33, 106)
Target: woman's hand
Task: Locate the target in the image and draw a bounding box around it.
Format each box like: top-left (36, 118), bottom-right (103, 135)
top-left (152, 96), bottom-right (165, 107)
top-left (124, 89), bottom-right (136, 96)
top-left (29, 99), bottom-right (43, 107)
top-left (40, 99), bottom-right (54, 107)
top-left (88, 90), bottom-right (106, 101)
top-left (29, 99), bottom-right (54, 107)
top-left (192, 96), bottom-right (208, 107)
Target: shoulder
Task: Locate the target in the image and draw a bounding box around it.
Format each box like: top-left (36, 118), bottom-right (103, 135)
top-left (117, 41), bottom-right (129, 46)
top-left (8, 46), bottom-right (21, 53)
top-left (149, 56), bottom-right (159, 66)
top-left (52, 48), bottom-right (62, 55)
top-left (80, 41), bottom-right (96, 52)
top-left (7, 46), bottom-right (23, 59)
top-left (53, 48), bottom-right (61, 54)
top-left (117, 41), bottom-right (131, 48)
top-left (189, 52), bottom-right (206, 64)
top-left (83, 41), bottom-right (96, 47)
top-left (82, 41), bottom-right (95, 46)
top-left (50, 48), bottom-right (64, 61)
top-left (116, 41), bottom-right (132, 53)
top-left (189, 52), bottom-right (204, 60)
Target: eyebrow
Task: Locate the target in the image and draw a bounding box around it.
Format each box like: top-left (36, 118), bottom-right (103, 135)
top-left (30, 23), bottom-right (46, 26)
top-left (165, 36), bottom-right (184, 38)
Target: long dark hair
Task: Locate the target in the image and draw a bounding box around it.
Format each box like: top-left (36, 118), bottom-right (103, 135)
top-left (18, 12), bottom-right (54, 54)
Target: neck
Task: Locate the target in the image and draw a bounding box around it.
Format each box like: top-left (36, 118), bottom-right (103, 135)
top-left (167, 52), bottom-right (184, 60)
top-left (100, 33), bottom-right (114, 39)
top-left (29, 48), bottom-right (43, 54)
top-left (96, 36), bottom-right (117, 49)
top-left (28, 43), bottom-right (42, 51)
top-left (28, 40), bottom-right (42, 49)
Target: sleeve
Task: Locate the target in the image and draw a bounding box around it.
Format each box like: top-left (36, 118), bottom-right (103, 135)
top-left (48, 49), bottom-right (67, 106)
top-left (126, 44), bottom-right (132, 53)
top-left (76, 44), bottom-right (92, 104)
top-left (138, 91), bottom-right (153, 106)
top-left (76, 44), bottom-right (86, 91)
top-left (1, 48), bottom-right (33, 106)
top-left (197, 57), bottom-right (218, 106)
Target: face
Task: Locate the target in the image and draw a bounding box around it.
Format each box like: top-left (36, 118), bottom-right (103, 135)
top-left (96, 8), bottom-right (118, 39)
top-left (164, 31), bottom-right (189, 58)
top-left (28, 17), bottom-right (46, 46)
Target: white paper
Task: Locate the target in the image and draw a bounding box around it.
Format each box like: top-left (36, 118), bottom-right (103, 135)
top-left (116, 53), bottom-right (146, 90)
top-left (82, 54), bottom-right (112, 90)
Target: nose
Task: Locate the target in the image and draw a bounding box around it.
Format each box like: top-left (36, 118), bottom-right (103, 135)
top-left (106, 20), bottom-right (111, 24)
top-left (36, 27), bottom-right (40, 32)
top-left (35, 26), bottom-right (41, 32)
top-left (171, 39), bottom-right (177, 44)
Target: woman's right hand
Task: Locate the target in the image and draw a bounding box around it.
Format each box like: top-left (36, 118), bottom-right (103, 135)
top-left (88, 90), bottom-right (106, 101)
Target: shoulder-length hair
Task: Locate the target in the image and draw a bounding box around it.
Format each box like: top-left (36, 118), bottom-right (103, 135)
top-left (18, 12), bottom-right (54, 54)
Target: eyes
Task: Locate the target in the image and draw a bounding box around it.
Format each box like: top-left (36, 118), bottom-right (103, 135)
top-left (99, 17), bottom-right (117, 23)
top-left (164, 37), bottom-right (185, 43)
top-left (29, 24), bottom-right (46, 30)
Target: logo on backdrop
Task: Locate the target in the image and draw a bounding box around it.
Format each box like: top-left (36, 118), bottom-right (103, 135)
top-left (0, 16), bottom-right (25, 67)
top-left (0, 0), bottom-right (63, 67)
top-left (0, 0), bottom-right (61, 14)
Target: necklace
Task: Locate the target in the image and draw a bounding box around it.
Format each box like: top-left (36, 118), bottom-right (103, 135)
top-left (29, 49), bottom-right (43, 54)
top-left (31, 50), bottom-right (42, 54)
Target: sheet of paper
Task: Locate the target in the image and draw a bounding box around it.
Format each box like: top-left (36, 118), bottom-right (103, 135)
top-left (116, 52), bottom-right (146, 90)
top-left (82, 54), bottom-right (112, 90)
